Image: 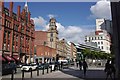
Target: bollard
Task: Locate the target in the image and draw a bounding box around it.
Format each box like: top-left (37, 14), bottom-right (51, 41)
top-left (57, 65), bottom-right (58, 70)
top-left (30, 68), bottom-right (32, 78)
top-left (11, 69), bottom-right (14, 80)
top-left (58, 64), bottom-right (60, 70)
top-left (50, 66), bottom-right (52, 72)
top-left (47, 67), bottom-right (49, 73)
top-left (22, 69), bottom-right (24, 80)
top-left (42, 67), bottom-right (44, 75)
top-left (37, 67), bottom-right (39, 76)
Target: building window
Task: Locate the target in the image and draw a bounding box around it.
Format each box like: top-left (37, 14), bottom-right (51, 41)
top-left (89, 37), bottom-right (90, 41)
top-left (7, 44), bottom-right (10, 51)
top-left (50, 38), bottom-right (53, 42)
top-left (51, 33), bottom-right (53, 37)
top-left (16, 35), bottom-right (18, 42)
top-left (101, 41), bottom-right (103, 44)
top-left (8, 32), bottom-right (11, 41)
top-left (101, 37), bottom-right (103, 39)
top-left (95, 37), bottom-right (96, 40)
top-left (98, 46), bottom-right (100, 49)
top-left (98, 42), bottom-right (100, 44)
top-left (101, 46), bottom-right (103, 49)
top-left (21, 27), bottom-right (24, 32)
top-left (98, 37), bottom-right (100, 40)
top-left (14, 24), bottom-right (18, 31)
top-left (92, 37), bottom-right (93, 40)
top-left (3, 43), bottom-right (6, 50)
top-left (4, 31), bottom-right (7, 40)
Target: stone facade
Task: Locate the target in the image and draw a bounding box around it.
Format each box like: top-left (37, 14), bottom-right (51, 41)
top-left (47, 18), bottom-right (59, 49)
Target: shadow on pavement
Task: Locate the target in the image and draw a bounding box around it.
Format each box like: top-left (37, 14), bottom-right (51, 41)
top-left (60, 67), bottom-right (114, 80)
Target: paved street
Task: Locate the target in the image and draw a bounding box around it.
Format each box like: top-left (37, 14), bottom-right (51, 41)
top-left (2, 66), bottom-right (108, 80)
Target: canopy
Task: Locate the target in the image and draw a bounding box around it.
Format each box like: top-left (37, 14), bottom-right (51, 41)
top-left (12, 55), bottom-right (19, 61)
top-left (3, 55), bottom-right (15, 62)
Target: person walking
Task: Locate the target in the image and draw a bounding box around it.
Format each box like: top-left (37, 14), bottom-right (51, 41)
top-left (75, 59), bottom-right (79, 68)
top-left (79, 60), bottom-right (82, 70)
top-left (61, 61), bottom-right (63, 69)
top-left (111, 59), bottom-right (116, 80)
top-left (104, 60), bottom-right (113, 80)
top-left (82, 59), bottom-right (88, 77)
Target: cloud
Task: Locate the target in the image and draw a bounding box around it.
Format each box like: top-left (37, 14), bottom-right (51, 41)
top-left (58, 25), bottom-right (94, 44)
top-left (47, 14), bottom-right (57, 19)
top-left (89, 0), bottom-right (111, 20)
top-left (45, 22), bottom-right (94, 44)
top-left (31, 16), bottom-right (47, 30)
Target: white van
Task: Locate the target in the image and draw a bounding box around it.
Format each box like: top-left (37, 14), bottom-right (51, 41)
top-left (58, 60), bottom-right (69, 68)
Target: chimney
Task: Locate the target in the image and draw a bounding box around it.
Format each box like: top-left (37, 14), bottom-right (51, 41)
top-left (17, 6), bottom-right (21, 20)
top-left (22, 9), bottom-right (25, 19)
top-left (0, 1), bottom-right (4, 12)
top-left (28, 11), bottom-right (31, 23)
top-left (9, 2), bottom-right (13, 17)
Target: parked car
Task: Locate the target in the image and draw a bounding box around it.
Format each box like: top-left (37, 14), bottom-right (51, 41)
top-left (21, 63), bottom-right (38, 71)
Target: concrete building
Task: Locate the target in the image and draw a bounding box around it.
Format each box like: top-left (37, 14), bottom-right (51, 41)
top-left (56, 39), bottom-right (66, 60)
top-left (85, 30), bottom-right (111, 53)
top-left (65, 42), bottom-right (71, 60)
top-left (70, 42), bottom-right (77, 61)
top-left (111, 1), bottom-right (120, 78)
top-left (0, 2), bottom-right (35, 63)
top-left (76, 43), bottom-right (101, 52)
top-left (96, 19), bottom-right (112, 35)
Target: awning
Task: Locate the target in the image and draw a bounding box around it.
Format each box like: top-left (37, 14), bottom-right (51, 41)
top-left (0, 55), bottom-right (6, 61)
top-left (12, 55), bottom-right (19, 61)
top-left (3, 55), bottom-right (15, 62)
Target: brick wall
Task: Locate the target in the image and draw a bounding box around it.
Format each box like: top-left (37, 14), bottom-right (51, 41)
top-left (35, 31), bottom-right (48, 46)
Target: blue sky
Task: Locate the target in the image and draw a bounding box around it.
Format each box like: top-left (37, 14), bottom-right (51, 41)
top-left (4, 1), bottom-right (111, 43)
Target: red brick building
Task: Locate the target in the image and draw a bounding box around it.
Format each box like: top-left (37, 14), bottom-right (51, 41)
top-left (0, 2), bottom-right (35, 63)
top-left (36, 45), bottom-right (56, 63)
top-left (35, 31), bottom-right (47, 46)
top-left (35, 31), bottom-right (56, 63)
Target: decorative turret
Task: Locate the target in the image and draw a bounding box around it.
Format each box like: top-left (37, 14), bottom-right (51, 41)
top-left (49, 18), bottom-right (57, 30)
top-left (24, 1), bottom-right (29, 12)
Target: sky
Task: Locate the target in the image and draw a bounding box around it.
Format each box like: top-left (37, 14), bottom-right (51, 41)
top-left (5, 0), bottom-right (111, 44)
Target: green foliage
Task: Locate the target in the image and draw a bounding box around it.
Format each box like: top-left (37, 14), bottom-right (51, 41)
top-left (81, 48), bottom-right (113, 60)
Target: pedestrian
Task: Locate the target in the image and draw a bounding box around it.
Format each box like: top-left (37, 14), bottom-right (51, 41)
top-left (76, 61), bottom-right (79, 68)
top-left (104, 60), bottom-right (112, 80)
top-left (61, 61), bottom-right (63, 69)
top-left (111, 59), bottom-right (116, 80)
top-left (79, 60), bottom-right (82, 70)
top-left (82, 59), bottom-right (88, 77)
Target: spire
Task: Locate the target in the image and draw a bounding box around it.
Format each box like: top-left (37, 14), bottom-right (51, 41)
top-left (24, 1), bottom-right (28, 12)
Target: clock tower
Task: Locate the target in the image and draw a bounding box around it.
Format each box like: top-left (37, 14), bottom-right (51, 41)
top-left (47, 18), bottom-right (58, 49)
